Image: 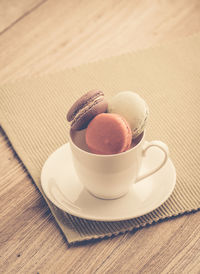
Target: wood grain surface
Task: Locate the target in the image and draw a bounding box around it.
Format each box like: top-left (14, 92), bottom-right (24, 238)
top-left (0, 1), bottom-right (200, 273)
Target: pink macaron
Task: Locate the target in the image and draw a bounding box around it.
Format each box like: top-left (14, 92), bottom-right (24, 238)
top-left (85, 113), bottom-right (132, 155)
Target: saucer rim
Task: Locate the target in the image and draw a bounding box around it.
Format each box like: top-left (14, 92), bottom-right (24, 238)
top-left (41, 143), bottom-right (176, 222)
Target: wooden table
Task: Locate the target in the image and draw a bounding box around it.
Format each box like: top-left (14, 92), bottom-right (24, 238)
top-left (1, 1), bottom-right (200, 273)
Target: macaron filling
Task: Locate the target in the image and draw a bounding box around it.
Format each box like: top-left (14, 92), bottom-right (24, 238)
top-left (132, 106), bottom-right (149, 137)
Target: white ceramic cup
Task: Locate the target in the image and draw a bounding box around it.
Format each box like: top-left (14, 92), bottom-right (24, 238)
top-left (69, 129), bottom-right (169, 199)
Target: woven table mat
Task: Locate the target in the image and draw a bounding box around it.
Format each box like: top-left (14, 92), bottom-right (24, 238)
top-left (0, 34), bottom-right (200, 244)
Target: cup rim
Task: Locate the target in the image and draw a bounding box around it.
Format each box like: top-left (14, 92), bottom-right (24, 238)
top-left (69, 129), bottom-right (145, 157)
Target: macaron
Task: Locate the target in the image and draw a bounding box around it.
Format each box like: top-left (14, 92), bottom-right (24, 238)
top-left (85, 113), bottom-right (132, 155)
top-left (67, 90), bottom-right (108, 130)
top-left (108, 91), bottom-right (149, 138)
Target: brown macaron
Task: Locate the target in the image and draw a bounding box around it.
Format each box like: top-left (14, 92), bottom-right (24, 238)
top-left (67, 90), bottom-right (108, 130)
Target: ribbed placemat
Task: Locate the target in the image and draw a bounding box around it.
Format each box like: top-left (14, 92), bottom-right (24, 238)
top-left (0, 34), bottom-right (200, 244)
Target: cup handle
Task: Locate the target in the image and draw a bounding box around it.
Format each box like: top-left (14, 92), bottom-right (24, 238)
top-left (135, 141), bottom-right (169, 183)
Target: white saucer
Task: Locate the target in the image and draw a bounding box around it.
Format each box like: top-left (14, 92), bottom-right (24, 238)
top-left (41, 143), bottom-right (176, 221)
